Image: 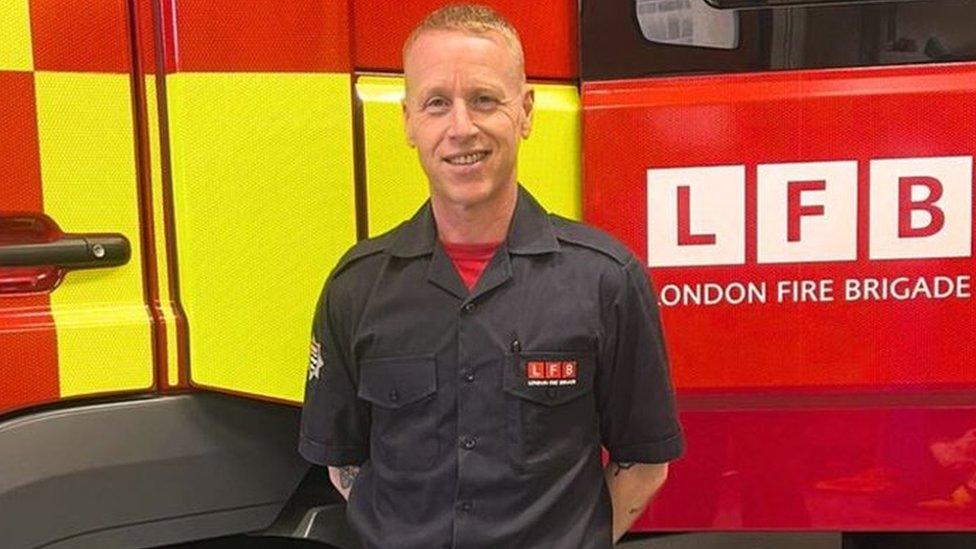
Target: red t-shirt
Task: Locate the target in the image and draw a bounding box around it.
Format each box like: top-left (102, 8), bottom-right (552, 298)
top-left (441, 240), bottom-right (502, 291)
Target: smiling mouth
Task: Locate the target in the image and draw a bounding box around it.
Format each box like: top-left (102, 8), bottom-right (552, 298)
top-left (444, 151), bottom-right (490, 166)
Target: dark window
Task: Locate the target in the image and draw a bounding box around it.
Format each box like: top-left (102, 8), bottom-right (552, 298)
top-left (582, 0), bottom-right (976, 80)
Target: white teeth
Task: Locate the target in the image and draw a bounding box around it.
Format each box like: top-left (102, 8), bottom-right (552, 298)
top-left (446, 152), bottom-right (488, 165)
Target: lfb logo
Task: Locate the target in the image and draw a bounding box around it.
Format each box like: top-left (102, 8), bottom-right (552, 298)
top-left (647, 156), bottom-right (973, 267)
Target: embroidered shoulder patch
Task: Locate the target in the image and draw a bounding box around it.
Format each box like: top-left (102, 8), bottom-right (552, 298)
top-left (308, 337), bottom-right (324, 381)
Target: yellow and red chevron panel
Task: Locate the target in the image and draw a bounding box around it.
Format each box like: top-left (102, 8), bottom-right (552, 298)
top-left (156, 0), bottom-right (357, 402)
top-left (0, 0), bottom-right (153, 415)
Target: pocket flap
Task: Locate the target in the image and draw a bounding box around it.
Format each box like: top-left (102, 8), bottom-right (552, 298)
top-left (358, 355), bottom-right (437, 409)
top-left (504, 352), bottom-right (595, 406)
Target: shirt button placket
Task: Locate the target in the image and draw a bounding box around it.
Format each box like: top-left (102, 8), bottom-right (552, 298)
top-left (456, 298), bottom-right (478, 542)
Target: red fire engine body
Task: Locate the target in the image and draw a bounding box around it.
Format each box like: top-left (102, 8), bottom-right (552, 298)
top-left (1, 0), bottom-right (975, 547)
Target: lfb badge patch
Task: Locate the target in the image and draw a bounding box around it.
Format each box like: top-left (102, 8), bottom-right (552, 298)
top-left (526, 360), bottom-right (578, 386)
top-left (308, 337), bottom-right (324, 381)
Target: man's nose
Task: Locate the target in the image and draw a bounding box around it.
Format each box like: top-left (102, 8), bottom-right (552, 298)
top-left (446, 102), bottom-right (478, 140)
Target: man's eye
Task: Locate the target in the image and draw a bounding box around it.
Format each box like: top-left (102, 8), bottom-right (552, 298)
top-left (472, 95), bottom-right (499, 110)
top-left (424, 98), bottom-right (450, 112)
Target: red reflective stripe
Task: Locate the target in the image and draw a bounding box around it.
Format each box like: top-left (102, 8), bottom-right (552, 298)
top-left (135, 0), bottom-right (156, 74)
top-left (164, 0), bottom-right (351, 73)
top-left (0, 295), bottom-right (60, 415)
top-left (352, 0), bottom-right (577, 79)
top-left (0, 73), bottom-right (60, 415)
top-left (29, 0), bottom-right (131, 73)
top-left (0, 72), bottom-right (42, 211)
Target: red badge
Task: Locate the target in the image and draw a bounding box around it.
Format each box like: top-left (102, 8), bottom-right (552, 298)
top-left (525, 360), bottom-right (578, 386)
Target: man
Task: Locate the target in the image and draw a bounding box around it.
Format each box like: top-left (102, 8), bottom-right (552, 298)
top-left (299, 5), bottom-right (683, 547)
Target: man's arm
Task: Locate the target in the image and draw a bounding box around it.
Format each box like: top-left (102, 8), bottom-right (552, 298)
top-left (327, 465), bottom-right (361, 501)
top-left (603, 461), bottom-right (669, 544)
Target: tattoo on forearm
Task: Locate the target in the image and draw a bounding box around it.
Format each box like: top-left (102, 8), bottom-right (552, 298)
top-left (339, 466), bottom-right (360, 490)
top-left (611, 462), bottom-right (635, 477)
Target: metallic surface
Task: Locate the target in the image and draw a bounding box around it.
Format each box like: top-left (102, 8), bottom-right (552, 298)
top-left (0, 393), bottom-right (308, 549)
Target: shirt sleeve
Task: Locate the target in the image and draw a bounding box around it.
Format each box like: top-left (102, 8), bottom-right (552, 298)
top-left (298, 278), bottom-right (370, 466)
top-left (596, 257), bottom-right (684, 464)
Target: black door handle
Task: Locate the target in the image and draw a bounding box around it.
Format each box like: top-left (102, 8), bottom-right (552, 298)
top-left (0, 234), bottom-right (130, 269)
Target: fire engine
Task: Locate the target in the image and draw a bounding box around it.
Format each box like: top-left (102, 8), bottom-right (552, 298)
top-left (1, 0), bottom-right (974, 547)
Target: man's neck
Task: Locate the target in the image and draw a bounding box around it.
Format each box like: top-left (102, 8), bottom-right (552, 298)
top-left (431, 184), bottom-right (518, 245)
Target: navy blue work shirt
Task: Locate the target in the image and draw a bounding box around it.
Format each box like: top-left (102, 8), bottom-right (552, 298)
top-left (299, 186), bottom-right (684, 549)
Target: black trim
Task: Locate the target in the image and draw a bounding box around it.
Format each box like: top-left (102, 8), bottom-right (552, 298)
top-left (0, 393), bottom-right (309, 549)
top-left (150, 0), bottom-right (191, 385)
top-left (0, 234), bottom-right (129, 269)
top-left (351, 75), bottom-right (370, 240)
top-left (582, 0), bottom-right (976, 80)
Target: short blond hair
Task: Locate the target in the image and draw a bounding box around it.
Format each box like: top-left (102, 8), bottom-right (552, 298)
top-left (402, 4), bottom-right (525, 76)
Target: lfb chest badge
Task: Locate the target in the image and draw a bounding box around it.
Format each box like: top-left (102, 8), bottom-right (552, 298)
top-left (308, 337), bottom-right (324, 381)
top-left (526, 360), bottom-right (578, 386)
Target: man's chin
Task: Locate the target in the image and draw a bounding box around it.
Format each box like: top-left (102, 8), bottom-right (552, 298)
top-left (433, 180), bottom-right (496, 208)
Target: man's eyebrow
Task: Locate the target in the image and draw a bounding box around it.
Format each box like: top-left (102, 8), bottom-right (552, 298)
top-left (413, 85), bottom-right (450, 100)
top-left (468, 84), bottom-right (506, 96)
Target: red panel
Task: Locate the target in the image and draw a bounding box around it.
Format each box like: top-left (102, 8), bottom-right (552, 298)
top-left (29, 0), bottom-right (131, 73)
top-left (135, 0), bottom-right (157, 74)
top-left (163, 0), bottom-right (350, 73)
top-left (639, 405), bottom-right (976, 530)
top-left (0, 294), bottom-right (60, 415)
top-left (583, 63), bottom-right (976, 391)
top-left (352, 0), bottom-right (577, 80)
top-left (0, 73), bottom-right (60, 416)
top-left (0, 72), bottom-right (43, 211)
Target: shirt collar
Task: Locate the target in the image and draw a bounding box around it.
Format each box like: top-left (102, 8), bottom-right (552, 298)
top-left (389, 185), bottom-right (560, 258)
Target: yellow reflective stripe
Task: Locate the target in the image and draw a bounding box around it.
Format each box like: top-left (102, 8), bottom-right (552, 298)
top-left (520, 83), bottom-right (581, 220)
top-left (360, 76), bottom-right (582, 238)
top-left (145, 74), bottom-right (180, 386)
top-left (34, 72), bottom-right (153, 397)
top-left (0, 0), bottom-right (33, 71)
top-left (167, 72), bottom-right (356, 402)
top-left (358, 76), bottom-right (429, 236)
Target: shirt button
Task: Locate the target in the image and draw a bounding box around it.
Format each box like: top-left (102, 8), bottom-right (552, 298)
top-left (545, 387), bottom-right (558, 400)
top-left (462, 303), bottom-right (475, 313)
top-left (388, 389), bottom-right (399, 402)
top-left (463, 372), bottom-right (475, 383)
top-left (457, 501), bottom-right (473, 512)
top-left (511, 339), bottom-right (521, 352)
top-left (459, 436), bottom-right (476, 450)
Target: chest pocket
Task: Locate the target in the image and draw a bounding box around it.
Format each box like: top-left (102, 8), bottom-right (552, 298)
top-left (503, 351), bottom-right (597, 473)
top-left (358, 355), bottom-right (439, 472)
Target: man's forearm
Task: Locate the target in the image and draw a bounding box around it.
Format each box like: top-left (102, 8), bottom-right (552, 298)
top-left (603, 461), bottom-right (669, 543)
top-left (327, 465), bottom-right (360, 500)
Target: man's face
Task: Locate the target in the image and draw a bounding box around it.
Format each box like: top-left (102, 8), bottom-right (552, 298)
top-left (403, 29), bottom-right (533, 209)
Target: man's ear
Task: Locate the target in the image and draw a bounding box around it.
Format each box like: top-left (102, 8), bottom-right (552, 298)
top-left (402, 98), bottom-right (415, 148)
top-left (520, 85), bottom-right (534, 139)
